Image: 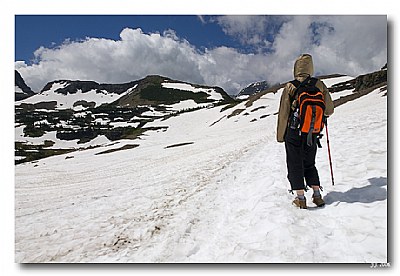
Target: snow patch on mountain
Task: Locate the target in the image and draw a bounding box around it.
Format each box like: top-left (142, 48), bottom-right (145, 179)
top-left (17, 81), bottom-right (130, 110)
top-left (162, 82), bottom-right (224, 101)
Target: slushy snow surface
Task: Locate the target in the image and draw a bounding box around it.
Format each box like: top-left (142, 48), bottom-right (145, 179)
top-left (15, 79), bottom-right (387, 263)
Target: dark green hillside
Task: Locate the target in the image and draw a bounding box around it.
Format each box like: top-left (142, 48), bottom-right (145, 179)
top-left (114, 75), bottom-right (234, 107)
top-left (140, 85), bottom-right (213, 104)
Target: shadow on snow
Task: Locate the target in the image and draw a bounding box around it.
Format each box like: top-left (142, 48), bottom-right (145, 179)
top-left (324, 177), bottom-right (387, 205)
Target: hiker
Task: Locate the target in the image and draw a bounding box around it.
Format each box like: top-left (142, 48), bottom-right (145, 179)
top-left (276, 54), bottom-right (334, 209)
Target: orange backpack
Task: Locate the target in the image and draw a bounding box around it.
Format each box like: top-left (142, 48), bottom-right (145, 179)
top-left (289, 77), bottom-right (326, 145)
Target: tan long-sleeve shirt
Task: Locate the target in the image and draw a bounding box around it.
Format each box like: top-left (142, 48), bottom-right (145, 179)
top-left (276, 54), bottom-right (334, 142)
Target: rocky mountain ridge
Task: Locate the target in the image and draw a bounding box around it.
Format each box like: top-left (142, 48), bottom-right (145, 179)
top-left (236, 80), bottom-right (274, 99)
top-left (40, 79), bottom-right (139, 96)
top-left (15, 70), bottom-right (35, 101)
top-left (16, 74), bottom-right (234, 110)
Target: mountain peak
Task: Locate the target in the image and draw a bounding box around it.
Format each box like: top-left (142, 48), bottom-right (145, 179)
top-left (15, 70), bottom-right (35, 101)
top-left (114, 75), bottom-right (233, 108)
top-left (16, 74), bottom-right (234, 111)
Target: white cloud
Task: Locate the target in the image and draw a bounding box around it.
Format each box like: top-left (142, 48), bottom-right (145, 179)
top-left (212, 15), bottom-right (387, 82)
top-left (311, 15), bottom-right (387, 76)
top-left (199, 47), bottom-right (271, 92)
top-left (16, 26), bottom-right (269, 95)
top-left (213, 15), bottom-right (291, 52)
top-left (16, 16), bottom-right (387, 96)
top-left (17, 28), bottom-right (206, 92)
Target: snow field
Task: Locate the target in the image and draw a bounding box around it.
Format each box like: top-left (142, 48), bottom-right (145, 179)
top-left (15, 82), bottom-right (387, 263)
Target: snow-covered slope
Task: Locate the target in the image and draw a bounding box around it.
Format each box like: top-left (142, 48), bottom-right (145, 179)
top-left (16, 80), bottom-right (135, 110)
top-left (161, 82), bottom-right (224, 101)
top-left (15, 75), bottom-right (229, 111)
top-left (15, 75), bottom-right (387, 263)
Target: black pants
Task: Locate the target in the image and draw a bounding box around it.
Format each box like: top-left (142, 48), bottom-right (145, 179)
top-left (284, 128), bottom-right (320, 191)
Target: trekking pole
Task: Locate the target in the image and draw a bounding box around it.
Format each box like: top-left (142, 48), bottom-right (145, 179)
top-left (325, 118), bottom-right (335, 186)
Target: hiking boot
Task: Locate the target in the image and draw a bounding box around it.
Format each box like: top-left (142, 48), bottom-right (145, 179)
top-left (292, 197), bottom-right (307, 209)
top-left (312, 195), bottom-right (325, 207)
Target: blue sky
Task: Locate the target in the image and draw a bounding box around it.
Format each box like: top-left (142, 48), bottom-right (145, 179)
top-left (15, 15), bottom-right (387, 95)
top-left (15, 15), bottom-right (243, 63)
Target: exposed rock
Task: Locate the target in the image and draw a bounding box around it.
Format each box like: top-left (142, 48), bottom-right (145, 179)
top-left (41, 80), bottom-right (139, 95)
top-left (15, 70), bottom-right (35, 101)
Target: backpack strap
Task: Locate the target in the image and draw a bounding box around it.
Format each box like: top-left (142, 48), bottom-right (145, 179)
top-left (291, 77), bottom-right (318, 89)
top-left (308, 77), bottom-right (318, 87)
top-left (289, 76), bottom-right (311, 104)
top-left (290, 79), bottom-right (301, 87)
